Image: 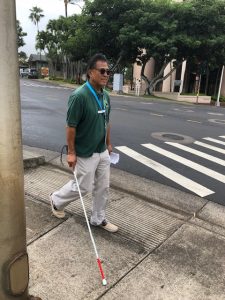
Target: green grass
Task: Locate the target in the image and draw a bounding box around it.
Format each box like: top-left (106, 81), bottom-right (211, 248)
top-left (211, 95), bottom-right (225, 102)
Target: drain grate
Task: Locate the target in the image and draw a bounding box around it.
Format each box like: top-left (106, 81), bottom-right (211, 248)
top-left (162, 134), bottom-right (184, 140)
top-left (151, 132), bottom-right (194, 144)
top-left (25, 166), bottom-right (184, 251)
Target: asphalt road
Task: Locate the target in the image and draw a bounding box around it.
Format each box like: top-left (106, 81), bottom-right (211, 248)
top-left (20, 79), bottom-right (225, 205)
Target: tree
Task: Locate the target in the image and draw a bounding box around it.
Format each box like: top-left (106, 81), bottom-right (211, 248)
top-left (29, 6), bottom-right (45, 62)
top-left (36, 16), bottom-right (79, 77)
top-left (17, 20), bottom-right (27, 48)
top-left (119, 0), bottom-right (225, 94)
top-left (18, 51), bottom-right (28, 65)
top-left (80, 0), bottom-right (142, 70)
top-left (35, 0), bottom-right (225, 92)
top-left (29, 6), bottom-right (44, 33)
top-left (119, 0), bottom-right (182, 94)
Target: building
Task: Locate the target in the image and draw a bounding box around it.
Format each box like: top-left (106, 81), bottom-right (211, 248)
top-left (28, 54), bottom-right (48, 71)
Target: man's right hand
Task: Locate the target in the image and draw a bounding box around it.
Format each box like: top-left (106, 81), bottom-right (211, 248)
top-left (67, 153), bottom-right (77, 169)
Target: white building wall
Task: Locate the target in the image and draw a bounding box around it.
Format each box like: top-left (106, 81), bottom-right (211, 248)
top-left (162, 62), bottom-right (176, 92)
top-left (133, 58), bottom-right (155, 92)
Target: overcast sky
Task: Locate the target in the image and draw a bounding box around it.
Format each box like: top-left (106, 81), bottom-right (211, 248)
top-left (16, 0), bottom-right (83, 56)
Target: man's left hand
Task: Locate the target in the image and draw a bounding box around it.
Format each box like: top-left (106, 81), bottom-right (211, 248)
top-left (107, 144), bottom-right (113, 154)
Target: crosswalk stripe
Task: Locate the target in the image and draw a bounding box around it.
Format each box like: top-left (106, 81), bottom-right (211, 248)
top-left (203, 137), bottom-right (225, 146)
top-left (115, 146), bottom-right (214, 197)
top-left (194, 141), bottom-right (225, 155)
top-left (142, 143), bottom-right (225, 184)
top-left (166, 142), bottom-right (225, 166)
top-left (219, 136), bottom-right (225, 139)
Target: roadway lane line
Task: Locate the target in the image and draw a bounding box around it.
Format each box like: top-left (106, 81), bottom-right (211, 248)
top-left (208, 112), bottom-right (224, 116)
top-left (142, 143), bottom-right (225, 184)
top-left (187, 120), bottom-right (202, 124)
top-left (23, 83), bottom-right (72, 90)
top-left (150, 113), bottom-right (164, 117)
top-left (115, 146), bottom-right (214, 197)
top-left (194, 141), bottom-right (225, 155)
top-left (166, 142), bottom-right (225, 166)
top-left (113, 108), bottom-right (128, 111)
top-left (203, 137), bottom-right (225, 146)
top-left (174, 108), bottom-right (194, 113)
top-left (140, 102), bottom-right (154, 105)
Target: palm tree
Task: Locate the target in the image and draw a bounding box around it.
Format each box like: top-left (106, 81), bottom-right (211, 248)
top-left (29, 6), bottom-right (44, 67)
top-left (29, 6), bottom-right (44, 33)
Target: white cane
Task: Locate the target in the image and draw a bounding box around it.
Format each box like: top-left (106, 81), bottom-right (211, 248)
top-left (74, 172), bottom-right (107, 286)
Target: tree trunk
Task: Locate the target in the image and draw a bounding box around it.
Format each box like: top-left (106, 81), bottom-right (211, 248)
top-left (205, 66), bottom-right (209, 95)
top-left (214, 68), bottom-right (220, 96)
top-left (142, 60), bottom-right (182, 95)
top-left (111, 52), bottom-right (123, 72)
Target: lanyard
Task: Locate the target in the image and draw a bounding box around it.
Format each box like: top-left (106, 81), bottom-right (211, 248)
top-left (86, 81), bottom-right (105, 112)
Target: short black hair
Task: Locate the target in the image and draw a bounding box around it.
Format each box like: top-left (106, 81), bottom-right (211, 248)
top-left (86, 53), bottom-right (108, 79)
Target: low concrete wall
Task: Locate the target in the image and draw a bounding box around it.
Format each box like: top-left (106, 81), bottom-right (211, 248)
top-left (153, 92), bottom-right (211, 104)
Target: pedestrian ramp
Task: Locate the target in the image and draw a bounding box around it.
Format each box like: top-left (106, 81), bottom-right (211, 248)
top-left (116, 135), bottom-right (225, 198)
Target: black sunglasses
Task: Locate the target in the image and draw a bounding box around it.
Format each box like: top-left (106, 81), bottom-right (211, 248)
top-left (95, 68), bottom-right (111, 75)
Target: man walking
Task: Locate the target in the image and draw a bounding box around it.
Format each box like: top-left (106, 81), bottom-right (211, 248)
top-left (50, 53), bottom-right (118, 233)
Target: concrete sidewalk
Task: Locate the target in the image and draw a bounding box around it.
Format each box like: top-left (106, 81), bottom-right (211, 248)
top-left (23, 146), bottom-right (225, 300)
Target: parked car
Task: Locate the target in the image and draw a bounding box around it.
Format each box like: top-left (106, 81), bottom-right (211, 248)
top-left (28, 69), bottom-right (38, 79)
top-left (20, 68), bottom-right (29, 77)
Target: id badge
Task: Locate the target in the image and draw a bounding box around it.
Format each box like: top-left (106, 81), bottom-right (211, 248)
top-left (98, 110), bottom-right (106, 114)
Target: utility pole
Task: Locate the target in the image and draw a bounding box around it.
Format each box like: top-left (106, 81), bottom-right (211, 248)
top-left (64, 0), bottom-right (68, 17)
top-left (0, 1), bottom-right (40, 299)
top-left (64, 0), bottom-right (82, 17)
top-left (216, 65), bottom-right (224, 107)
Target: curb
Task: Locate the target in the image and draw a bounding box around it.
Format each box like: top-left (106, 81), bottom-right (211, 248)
top-left (23, 156), bottom-right (45, 169)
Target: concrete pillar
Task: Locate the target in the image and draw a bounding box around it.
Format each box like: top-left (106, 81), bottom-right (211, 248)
top-left (0, 0), bottom-right (29, 299)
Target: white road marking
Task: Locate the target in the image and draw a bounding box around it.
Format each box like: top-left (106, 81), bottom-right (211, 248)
top-left (174, 108), bottom-right (194, 113)
top-left (203, 137), bottom-right (225, 146)
top-left (208, 112), bottom-right (224, 116)
top-left (116, 146), bottom-right (214, 197)
top-left (219, 136), bottom-right (225, 139)
top-left (113, 108), bottom-right (128, 111)
top-left (142, 143), bottom-right (225, 184)
top-left (166, 142), bottom-right (225, 166)
top-left (187, 120), bottom-right (202, 124)
top-left (140, 102), bottom-right (154, 105)
top-left (23, 83), bottom-right (72, 90)
top-left (194, 141), bottom-right (225, 155)
top-left (208, 119), bottom-right (225, 125)
top-left (150, 113), bottom-right (164, 117)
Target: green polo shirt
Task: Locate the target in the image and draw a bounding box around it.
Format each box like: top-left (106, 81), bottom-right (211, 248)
top-left (67, 83), bottom-right (111, 157)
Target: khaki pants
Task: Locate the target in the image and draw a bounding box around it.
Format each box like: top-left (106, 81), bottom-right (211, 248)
top-left (52, 150), bottom-right (110, 225)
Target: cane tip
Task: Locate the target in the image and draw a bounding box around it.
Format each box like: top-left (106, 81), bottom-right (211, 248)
top-left (102, 279), bottom-right (107, 286)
